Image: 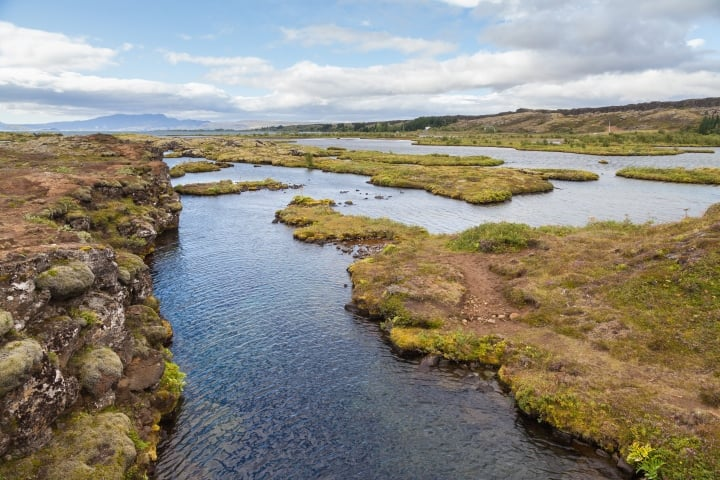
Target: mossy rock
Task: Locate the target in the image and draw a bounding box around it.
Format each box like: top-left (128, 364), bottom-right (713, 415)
top-left (125, 304), bottom-right (160, 325)
top-left (0, 339), bottom-right (44, 396)
top-left (125, 305), bottom-right (171, 346)
top-left (75, 347), bottom-right (123, 398)
top-left (0, 412), bottom-right (137, 480)
top-left (35, 261), bottom-right (95, 300)
top-left (115, 251), bottom-right (147, 285)
top-left (0, 310), bottom-right (13, 337)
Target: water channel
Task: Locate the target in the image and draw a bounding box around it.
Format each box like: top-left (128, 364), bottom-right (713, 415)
top-left (152, 140), bottom-right (719, 478)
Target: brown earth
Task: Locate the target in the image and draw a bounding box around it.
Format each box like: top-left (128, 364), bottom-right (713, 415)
top-left (0, 133), bottom-right (165, 258)
top-left (441, 250), bottom-right (716, 428)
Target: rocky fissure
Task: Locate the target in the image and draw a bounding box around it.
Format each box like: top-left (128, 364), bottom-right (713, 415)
top-left (0, 133), bottom-right (184, 479)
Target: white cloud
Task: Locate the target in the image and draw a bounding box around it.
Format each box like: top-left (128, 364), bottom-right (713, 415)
top-left (437, 0), bottom-right (483, 7)
top-left (281, 24), bottom-right (456, 56)
top-left (687, 38), bottom-right (705, 48)
top-left (0, 21), bottom-right (116, 71)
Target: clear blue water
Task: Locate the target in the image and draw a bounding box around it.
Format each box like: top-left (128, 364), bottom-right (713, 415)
top-left (153, 141), bottom-right (719, 478)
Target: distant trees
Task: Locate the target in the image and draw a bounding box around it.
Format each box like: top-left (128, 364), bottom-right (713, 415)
top-left (699, 113), bottom-right (720, 134)
top-left (402, 116), bottom-right (458, 131)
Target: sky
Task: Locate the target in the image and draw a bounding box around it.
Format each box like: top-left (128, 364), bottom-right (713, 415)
top-left (0, 0), bottom-right (719, 124)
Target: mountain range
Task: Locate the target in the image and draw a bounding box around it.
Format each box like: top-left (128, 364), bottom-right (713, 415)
top-left (0, 114), bottom-right (259, 132)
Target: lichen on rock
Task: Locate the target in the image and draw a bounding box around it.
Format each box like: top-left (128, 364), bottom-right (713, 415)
top-left (0, 309), bottom-right (13, 337)
top-left (6, 412), bottom-right (137, 480)
top-left (74, 347), bottom-right (124, 399)
top-left (0, 339), bottom-right (44, 396)
top-left (0, 133), bottom-right (184, 478)
top-left (35, 261), bottom-right (95, 300)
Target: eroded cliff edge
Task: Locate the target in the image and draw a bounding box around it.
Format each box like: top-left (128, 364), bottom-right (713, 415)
top-left (0, 133), bottom-right (184, 479)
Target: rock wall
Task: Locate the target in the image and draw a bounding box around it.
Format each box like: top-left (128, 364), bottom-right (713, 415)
top-left (0, 134), bottom-right (183, 479)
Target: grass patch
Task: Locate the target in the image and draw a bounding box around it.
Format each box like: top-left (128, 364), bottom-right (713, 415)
top-left (526, 168), bottom-right (600, 181)
top-left (154, 136), bottom-right (571, 204)
top-left (448, 222), bottom-right (539, 253)
top-left (275, 195), bottom-right (427, 243)
top-left (390, 327), bottom-right (508, 363)
top-left (168, 160), bottom-right (231, 178)
top-left (174, 178), bottom-right (298, 195)
top-left (616, 166), bottom-right (720, 184)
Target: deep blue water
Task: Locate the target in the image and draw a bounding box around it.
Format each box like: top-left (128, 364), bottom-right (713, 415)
top-left (153, 141), bottom-right (719, 479)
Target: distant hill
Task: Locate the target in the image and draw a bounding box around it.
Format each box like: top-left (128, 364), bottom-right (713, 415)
top-left (0, 114), bottom-right (211, 132)
top-left (261, 97), bottom-right (720, 135)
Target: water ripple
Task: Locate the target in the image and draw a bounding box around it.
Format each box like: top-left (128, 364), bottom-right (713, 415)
top-left (150, 152), bottom-right (641, 479)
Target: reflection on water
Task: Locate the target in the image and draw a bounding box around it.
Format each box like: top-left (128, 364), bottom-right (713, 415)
top-left (153, 141), bottom-right (716, 478)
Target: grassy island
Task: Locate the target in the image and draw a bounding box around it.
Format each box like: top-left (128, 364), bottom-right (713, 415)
top-left (275, 196), bottom-right (720, 480)
top-left (174, 178), bottom-right (300, 196)
top-left (168, 160), bottom-right (233, 178)
top-left (148, 136), bottom-right (598, 205)
top-left (616, 166), bottom-right (720, 184)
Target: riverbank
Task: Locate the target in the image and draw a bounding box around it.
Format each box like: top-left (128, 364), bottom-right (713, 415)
top-left (0, 133), bottom-right (184, 479)
top-left (275, 196), bottom-right (720, 480)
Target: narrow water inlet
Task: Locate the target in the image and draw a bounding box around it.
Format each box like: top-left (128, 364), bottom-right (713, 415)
top-left (150, 186), bottom-right (627, 479)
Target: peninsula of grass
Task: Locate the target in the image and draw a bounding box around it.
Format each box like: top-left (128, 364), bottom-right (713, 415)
top-left (168, 160), bottom-right (233, 178)
top-left (524, 168), bottom-right (600, 181)
top-left (174, 178), bottom-right (299, 196)
top-left (153, 136), bottom-right (598, 204)
top-left (275, 195), bottom-right (428, 243)
top-left (616, 166), bottom-right (720, 184)
top-left (275, 196), bottom-right (720, 480)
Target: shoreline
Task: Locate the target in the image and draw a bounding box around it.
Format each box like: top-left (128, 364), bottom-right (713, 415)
top-left (275, 195), bottom-right (720, 480)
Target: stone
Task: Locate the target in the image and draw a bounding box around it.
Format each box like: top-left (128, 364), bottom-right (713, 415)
top-left (124, 351), bottom-right (165, 391)
top-left (12, 412), bottom-right (137, 480)
top-left (0, 339), bottom-right (44, 396)
top-left (76, 347), bottom-right (124, 398)
top-left (35, 261), bottom-right (95, 300)
top-left (0, 348), bottom-right (79, 457)
top-left (0, 309), bottom-right (13, 337)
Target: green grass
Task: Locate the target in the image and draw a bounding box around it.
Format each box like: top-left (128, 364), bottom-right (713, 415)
top-left (414, 130), bottom-right (720, 156)
top-left (174, 178), bottom-right (297, 195)
top-left (168, 160), bottom-right (231, 178)
top-left (276, 195), bottom-right (427, 243)
top-left (616, 166), bottom-right (720, 184)
top-left (154, 136), bottom-right (599, 205)
top-left (448, 222), bottom-right (539, 253)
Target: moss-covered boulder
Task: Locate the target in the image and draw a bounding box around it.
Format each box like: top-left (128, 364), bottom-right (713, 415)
top-left (75, 347), bottom-right (123, 398)
top-left (125, 304), bottom-right (172, 347)
top-left (0, 339), bottom-right (44, 397)
top-left (35, 261), bottom-right (95, 300)
top-left (0, 412), bottom-right (137, 480)
top-left (115, 251), bottom-right (148, 285)
top-left (0, 310), bottom-right (13, 337)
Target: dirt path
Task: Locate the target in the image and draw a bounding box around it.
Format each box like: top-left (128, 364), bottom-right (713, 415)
top-left (444, 252), bottom-right (715, 423)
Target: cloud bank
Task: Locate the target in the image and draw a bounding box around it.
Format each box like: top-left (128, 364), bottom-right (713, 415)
top-left (0, 0), bottom-right (719, 123)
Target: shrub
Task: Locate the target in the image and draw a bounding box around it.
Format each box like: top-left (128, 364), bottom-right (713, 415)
top-left (448, 222), bottom-right (537, 253)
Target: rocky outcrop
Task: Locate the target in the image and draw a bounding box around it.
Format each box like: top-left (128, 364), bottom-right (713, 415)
top-left (0, 134), bottom-right (184, 479)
